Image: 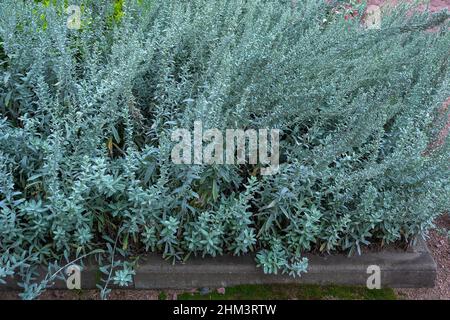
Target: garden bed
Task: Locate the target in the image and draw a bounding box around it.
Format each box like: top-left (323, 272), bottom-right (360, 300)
top-left (0, 0), bottom-right (448, 299)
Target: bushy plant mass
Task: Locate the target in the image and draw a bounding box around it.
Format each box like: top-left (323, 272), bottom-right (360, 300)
top-left (0, 0), bottom-right (449, 298)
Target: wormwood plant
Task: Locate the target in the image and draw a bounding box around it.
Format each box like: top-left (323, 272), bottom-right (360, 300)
top-left (0, 0), bottom-right (449, 299)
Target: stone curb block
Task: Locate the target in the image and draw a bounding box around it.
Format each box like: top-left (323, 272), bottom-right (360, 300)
top-left (0, 238), bottom-right (436, 291)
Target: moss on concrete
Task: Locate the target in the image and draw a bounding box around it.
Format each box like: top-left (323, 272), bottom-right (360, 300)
top-left (178, 284), bottom-right (397, 300)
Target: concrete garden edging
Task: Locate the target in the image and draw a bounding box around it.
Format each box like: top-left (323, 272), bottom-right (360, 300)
top-left (133, 238), bottom-right (436, 289)
top-left (0, 238), bottom-right (436, 291)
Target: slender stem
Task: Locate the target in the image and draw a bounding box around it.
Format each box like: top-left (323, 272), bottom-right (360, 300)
top-left (100, 228), bottom-right (122, 299)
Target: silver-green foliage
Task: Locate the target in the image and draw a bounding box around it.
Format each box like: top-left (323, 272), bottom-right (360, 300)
top-left (0, 0), bottom-right (449, 298)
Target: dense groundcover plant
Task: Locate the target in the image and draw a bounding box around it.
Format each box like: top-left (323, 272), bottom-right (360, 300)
top-left (0, 0), bottom-right (449, 298)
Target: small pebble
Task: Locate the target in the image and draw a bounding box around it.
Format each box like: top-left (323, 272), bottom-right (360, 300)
top-left (217, 287), bottom-right (226, 295)
top-left (200, 287), bottom-right (210, 295)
